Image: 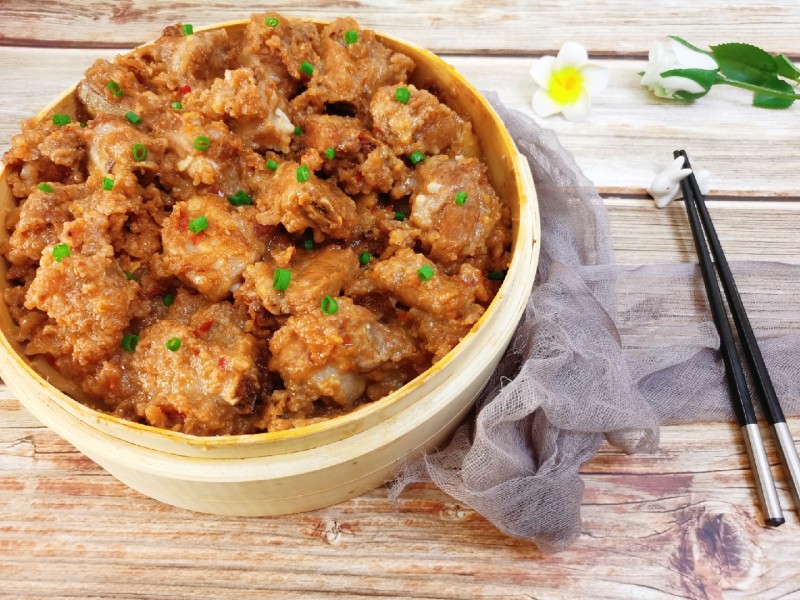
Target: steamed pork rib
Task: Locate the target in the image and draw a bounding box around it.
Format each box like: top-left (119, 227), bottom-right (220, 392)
top-left (269, 297), bottom-right (418, 410)
top-left (105, 295), bottom-right (266, 435)
top-left (3, 120), bottom-right (88, 198)
top-left (6, 185), bottom-right (76, 266)
top-left (184, 67), bottom-right (295, 152)
top-left (255, 161), bottom-right (357, 241)
top-left (1, 12), bottom-right (512, 435)
top-left (370, 84), bottom-right (469, 157)
top-left (291, 18), bottom-right (414, 118)
top-left (158, 193), bottom-right (265, 302)
top-left (410, 155), bottom-right (502, 266)
top-left (238, 246), bottom-right (360, 316)
top-left (24, 216), bottom-right (138, 367)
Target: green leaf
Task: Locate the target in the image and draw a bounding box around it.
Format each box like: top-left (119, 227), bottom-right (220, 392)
top-left (673, 89), bottom-right (712, 101)
top-left (660, 68), bottom-right (720, 91)
top-left (710, 43), bottom-right (777, 85)
top-left (668, 35), bottom-right (712, 56)
top-left (753, 76), bottom-right (796, 109)
top-left (776, 54), bottom-right (800, 81)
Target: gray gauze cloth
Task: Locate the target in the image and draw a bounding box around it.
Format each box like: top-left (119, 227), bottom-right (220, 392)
top-left (389, 96), bottom-right (800, 552)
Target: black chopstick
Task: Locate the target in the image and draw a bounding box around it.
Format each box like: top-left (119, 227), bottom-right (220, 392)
top-left (678, 151), bottom-right (800, 516)
top-left (674, 149), bottom-right (784, 527)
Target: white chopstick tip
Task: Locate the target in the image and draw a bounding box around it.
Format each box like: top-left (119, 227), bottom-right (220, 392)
top-left (648, 156), bottom-right (711, 208)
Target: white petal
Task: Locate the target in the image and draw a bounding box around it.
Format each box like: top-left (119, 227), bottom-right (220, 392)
top-left (662, 75), bottom-right (707, 95)
top-left (560, 91), bottom-right (591, 122)
top-left (531, 88), bottom-right (564, 118)
top-left (556, 41), bottom-right (589, 69)
top-left (529, 56), bottom-right (557, 89)
top-left (671, 41), bottom-right (718, 70)
top-left (579, 63), bottom-right (609, 94)
top-left (640, 61), bottom-right (661, 87)
top-left (647, 42), bottom-right (666, 65)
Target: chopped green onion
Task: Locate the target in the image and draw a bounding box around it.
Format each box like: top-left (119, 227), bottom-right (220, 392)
top-left (52, 114), bottom-right (71, 126)
top-left (52, 243), bottom-right (71, 262)
top-left (455, 191), bottom-right (468, 205)
top-left (409, 151), bottom-right (426, 165)
top-left (303, 239), bottom-right (314, 250)
top-left (228, 190), bottom-right (252, 206)
top-left (393, 211), bottom-right (405, 221)
top-left (488, 270), bottom-right (507, 281)
top-left (324, 147), bottom-right (336, 160)
top-left (193, 136), bottom-right (210, 151)
top-left (273, 268), bottom-right (291, 291)
top-left (300, 61), bottom-right (315, 76)
top-left (182, 23), bottom-right (194, 36)
top-left (107, 81), bottom-right (123, 98)
top-left (266, 159), bottom-right (279, 172)
top-left (188, 215), bottom-right (208, 234)
top-left (417, 264), bottom-right (434, 282)
top-left (125, 111), bottom-right (142, 125)
top-left (394, 86), bottom-right (411, 104)
top-left (162, 293), bottom-right (175, 307)
top-left (294, 125), bottom-right (303, 136)
top-left (296, 164), bottom-right (310, 182)
top-left (132, 143), bottom-right (148, 161)
top-left (166, 337), bottom-right (182, 352)
top-left (37, 183), bottom-right (54, 193)
top-left (265, 16), bottom-right (280, 27)
top-left (102, 177), bottom-right (115, 191)
top-left (320, 295), bottom-right (338, 315)
top-left (124, 271), bottom-right (136, 280)
top-left (359, 251), bottom-right (371, 265)
top-left (121, 334), bottom-right (139, 353)
top-left (171, 101), bottom-right (183, 110)
top-left (344, 29), bottom-right (358, 45)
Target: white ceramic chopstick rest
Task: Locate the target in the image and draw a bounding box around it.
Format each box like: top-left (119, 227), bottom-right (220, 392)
top-left (649, 155), bottom-right (710, 208)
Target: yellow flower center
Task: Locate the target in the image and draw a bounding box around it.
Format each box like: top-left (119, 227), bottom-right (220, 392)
top-left (548, 67), bottom-right (585, 105)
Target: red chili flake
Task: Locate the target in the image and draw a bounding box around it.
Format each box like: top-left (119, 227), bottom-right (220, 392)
top-left (177, 85), bottom-right (192, 96)
top-left (194, 320), bottom-right (214, 336)
top-left (218, 357), bottom-right (228, 369)
top-left (398, 310), bottom-right (410, 322)
top-left (189, 233), bottom-right (204, 245)
top-left (342, 335), bottom-right (353, 347)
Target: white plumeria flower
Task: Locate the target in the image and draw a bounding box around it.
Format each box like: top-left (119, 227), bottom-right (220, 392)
top-left (529, 41), bottom-right (609, 122)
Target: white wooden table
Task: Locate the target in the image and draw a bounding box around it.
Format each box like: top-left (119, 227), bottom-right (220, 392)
top-left (2, 2), bottom-right (800, 598)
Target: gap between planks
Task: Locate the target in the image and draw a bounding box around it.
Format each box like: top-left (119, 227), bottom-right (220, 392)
top-left (1, 0), bottom-right (799, 56)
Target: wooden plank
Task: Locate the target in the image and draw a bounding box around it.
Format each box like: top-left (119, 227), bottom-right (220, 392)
top-left (2, 415), bottom-right (800, 598)
top-left (0, 0), bottom-right (799, 56)
top-left (1, 49), bottom-right (799, 199)
top-left (608, 198), bottom-right (800, 265)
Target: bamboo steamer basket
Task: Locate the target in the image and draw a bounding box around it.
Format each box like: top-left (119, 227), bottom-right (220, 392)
top-left (0, 19), bottom-right (540, 515)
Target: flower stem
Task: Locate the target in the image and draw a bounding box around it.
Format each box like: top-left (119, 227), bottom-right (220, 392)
top-left (717, 76), bottom-right (800, 100)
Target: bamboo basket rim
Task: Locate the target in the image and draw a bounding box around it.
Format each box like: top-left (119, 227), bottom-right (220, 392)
top-left (0, 16), bottom-right (540, 453)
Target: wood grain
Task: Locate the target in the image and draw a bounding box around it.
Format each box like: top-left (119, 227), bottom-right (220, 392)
top-left (2, 1), bottom-right (800, 597)
top-left (608, 198), bottom-right (800, 265)
top-left (3, 398), bottom-right (800, 599)
top-left (1, 49), bottom-right (799, 199)
top-left (1, 0), bottom-right (799, 56)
